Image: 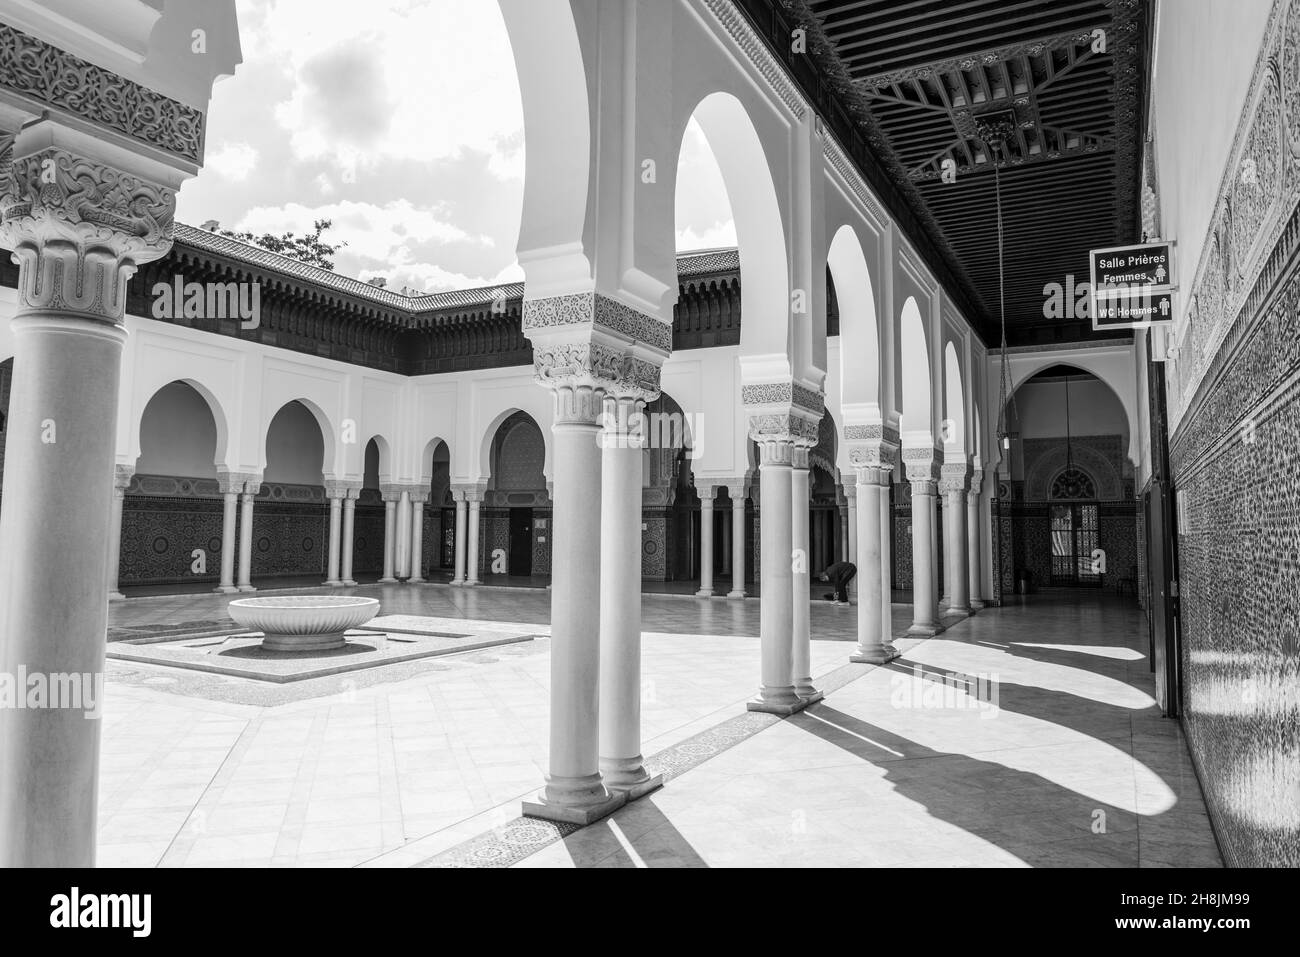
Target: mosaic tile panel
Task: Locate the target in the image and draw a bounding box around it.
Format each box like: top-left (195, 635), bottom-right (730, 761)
top-left (119, 495), bottom-right (224, 585)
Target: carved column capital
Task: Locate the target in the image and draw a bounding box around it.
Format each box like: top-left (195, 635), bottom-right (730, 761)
top-left (112, 464), bottom-right (135, 491)
top-left (845, 422), bottom-right (900, 473)
top-left (723, 479), bottom-right (749, 502)
top-left (524, 293), bottom-right (667, 409)
top-left (451, 482), bottom-right (486, 503)
top-left (855, 465), bottom-right (893, 487)
top-left (217, 470), bottom-right (261, 494)
top-left (697, 483), bottom-right (718, 502)
top-left (902, 446), bottom-right (941, 484)
top-left (379, 483), bottom-right (405, 502)
top-left (939, 462), bottom-right (972, 495)
top-left (1, 145), bottom-right (176, 325)
top-left (324, 479), bottom-right (363, 500)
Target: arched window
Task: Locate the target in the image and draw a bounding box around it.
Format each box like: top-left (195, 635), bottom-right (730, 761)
top-left (1050, 466), bottom-right (1096, 500)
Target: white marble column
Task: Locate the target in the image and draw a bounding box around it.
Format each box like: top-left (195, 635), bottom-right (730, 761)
top-left (749, 434), bottom-right (802, 714)
top-left (879, 475), bottom-right (894, 641)
top-left (0, 141), bottom-right (181, 866)
top-left (727, 483), bottom-right (747, 598)
top-left (905, 451), bottom-right (943, 636)
top-left (379, 487), bottom-right (399, 583)
top-left (107, 466), bottom-right (134, 601)
top-left (941, 463), bottom-right (971, 617)
top-left (340, 487), bottom-right (359, 586)
top-left (845, 484), bottom-right (858, 604)
top-left (851, 467), bottom-right (899, 663)
top-left (214, 472), bottom-right (241, 594)
top-left (394, 489), bottom-right (411, 579)
top-left (324, 482), bottom-right (345, 586)
top-left (968, 468), bottom-right (985, 610)
top-left (465, 490), bottom-right (483, 585)
top-left (720, 496), bottom-right (732, 576)
top-left (598, 394), bottom-right (657, 794)
top-left (408, 488), bottom-right (428, 583)
top-left (525, 380), bottom-right (616, 822)
top-left (839, 496), bottom-right (850, 563)
top-left (236, 480), bottom-right (260, 592)
top-left (696, 486), bottom-right (716, 597)
top-left (451, 491), bottom-right (468, 585)
top-left (790, 446), bottom-right (819, 700)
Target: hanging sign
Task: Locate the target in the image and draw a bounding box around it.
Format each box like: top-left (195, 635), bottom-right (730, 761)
top-left (1088, 241), bottom-right (1177, 331)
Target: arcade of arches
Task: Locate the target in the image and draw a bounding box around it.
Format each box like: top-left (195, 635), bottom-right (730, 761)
top-left (0, 0), bottom-right (1293, 870)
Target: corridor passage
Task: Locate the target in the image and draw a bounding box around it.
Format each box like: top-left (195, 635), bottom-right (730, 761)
top-left (503, 595), bottom-right (1221, 868)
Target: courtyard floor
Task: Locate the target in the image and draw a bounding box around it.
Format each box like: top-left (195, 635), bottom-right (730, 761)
top-left (99, 586), bottom-right (1220, 867)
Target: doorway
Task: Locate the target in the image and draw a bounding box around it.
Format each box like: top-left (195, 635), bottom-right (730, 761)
top-left (509, 507), bottom-right (533, 576)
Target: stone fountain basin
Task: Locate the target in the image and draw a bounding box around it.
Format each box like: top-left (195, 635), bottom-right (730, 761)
top-left (228, 596), bottom-right (380, 652)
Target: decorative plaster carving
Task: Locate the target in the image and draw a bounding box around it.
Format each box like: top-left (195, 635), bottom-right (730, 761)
top-left (701, 0), bottom-right (807, 120)
top-left (939, 462), bottom-right (972, 495)
top-left (822, 133), bottom-right (889, 227)
top-left (0, 24), bottom-right (204, 163)
top-left (216, 470), bottom-right (261, 494)
top-left (902, 446), bottom-right (940, 483)
top-left (1, 147), bottom-right (176, 323)
top-left (521, 291), bottom-right (671, 353)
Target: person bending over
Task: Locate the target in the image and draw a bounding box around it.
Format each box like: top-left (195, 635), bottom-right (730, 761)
top-left (819, 560), bottom-right (856, 604)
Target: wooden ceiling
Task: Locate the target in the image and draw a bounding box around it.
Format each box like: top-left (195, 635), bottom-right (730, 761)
top-left (775, 0), bottom-right (1150, 345)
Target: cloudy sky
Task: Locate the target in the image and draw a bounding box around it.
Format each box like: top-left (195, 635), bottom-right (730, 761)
top-left (178, 0), bottom-right (738, 293)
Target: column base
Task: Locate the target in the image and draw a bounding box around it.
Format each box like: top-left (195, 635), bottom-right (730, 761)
top-left (464, 579), bottom-right (480, 587)
top-left (970, 599), bottom-right (985, 611)
top-left (324, 579), bottom-right (343, 587)
top-left (795, 687), bottom-right (825, 705)
top-left (906, 621), bottom-right (945, 637)
top-left (342, 579), bottom-right (357, 587)
top-left (944, 605), bottom-right (972, 620)
top-left (851, 644), bottom-right (901, 665)
top-left (237, 584), bottom-right (257, 593)
top-left (378, 577), bottom-right (398, 584)
top-left (600, 758), bottom-right (664, 800)
top-left (727, 589), bottom-right (748, 599)
top-left (522, 775), bottom-right (627, 826)
top-left (449, 578), bottom-right (464, 587)
top-left (695, 587), bottom-right (715, 598)
top-left (747, 687), bottom-right (812, 716)
top-left (108, 591), bottom-right (126, 602)
top-left (407, 576), bottom-right (425, 584)
top-left (213, 585), bottom-right (240, 595)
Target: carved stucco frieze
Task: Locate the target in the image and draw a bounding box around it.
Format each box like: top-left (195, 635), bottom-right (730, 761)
top-left (522, 291), bottom-right (671, 354)
top-left (0, 146), bottom-right (176, 324)
top-left (0, 24), bottom-right (204, 163)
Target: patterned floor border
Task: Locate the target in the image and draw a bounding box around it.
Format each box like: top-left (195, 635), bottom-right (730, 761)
top-left (413, 659), bottom-right (873, 868)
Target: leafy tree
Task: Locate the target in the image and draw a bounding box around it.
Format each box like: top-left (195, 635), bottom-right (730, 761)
top-left (211, 218), bottom-right (347, 272)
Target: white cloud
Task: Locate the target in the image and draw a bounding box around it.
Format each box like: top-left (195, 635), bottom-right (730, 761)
top-left (253, 0), bottom-right (524, 179)
top-left (205, 142), bottom-right (258, 180)
top-left (233, 200), bottom-right (486, 257)
top-left (675, 221), bottom-right (738, 251)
